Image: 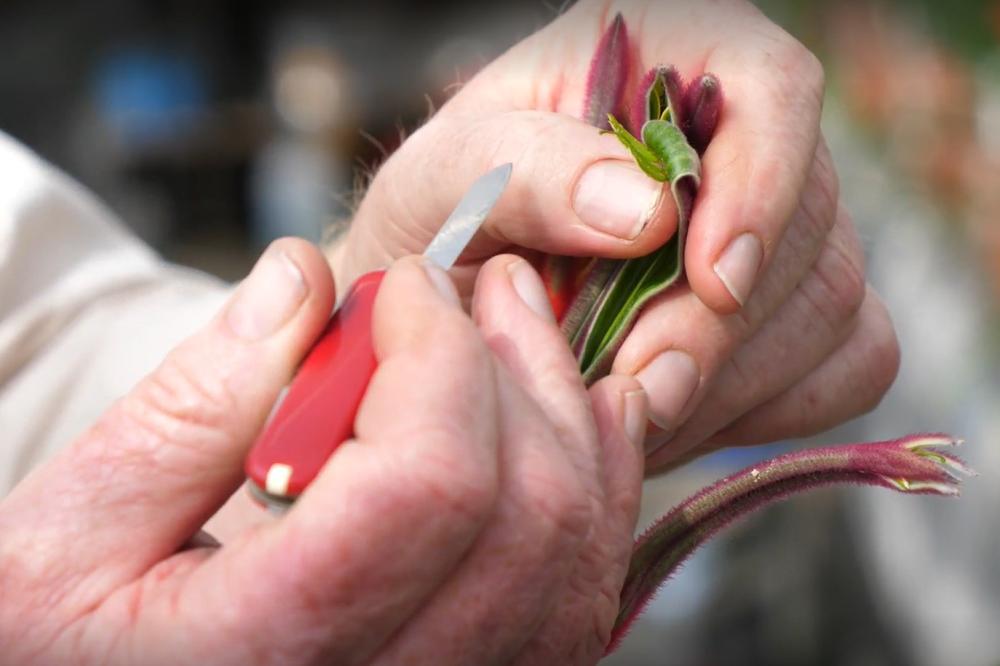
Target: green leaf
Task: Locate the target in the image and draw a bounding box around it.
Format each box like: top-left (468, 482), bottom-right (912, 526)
top-left (642, 120), bottom-right (701, 189)
top-left (576, 239), bottom-right (682, 382)
top-left (571, 114), bottom-right (701, 384)
top-left (604, 115), bottom-right (667, 181)
top-left (646, 69), bottom-right (669, 122)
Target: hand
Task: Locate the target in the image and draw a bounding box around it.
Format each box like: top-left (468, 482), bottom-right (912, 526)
top-left (329, 0), bottom-right (899, 468)
top-left (0, 240), bottom-right (646, 665)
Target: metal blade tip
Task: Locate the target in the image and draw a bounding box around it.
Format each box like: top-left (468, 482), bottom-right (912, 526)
top-left (423, 163), bottom-right (514, 270)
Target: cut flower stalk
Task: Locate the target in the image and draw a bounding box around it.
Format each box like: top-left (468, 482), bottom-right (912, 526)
top-left (608, 435), bottom-right (973, 651)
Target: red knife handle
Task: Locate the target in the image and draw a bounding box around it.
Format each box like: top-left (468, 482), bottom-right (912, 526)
top-left (245, 270), bottom-right (386, 503)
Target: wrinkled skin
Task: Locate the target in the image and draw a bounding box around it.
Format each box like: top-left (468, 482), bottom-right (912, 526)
top-left (0, 246), bottom-right (646, 664)
top-left (0, 2), bottom-right (901, 665)
top-left (330, 0), bottom-right (899, 468)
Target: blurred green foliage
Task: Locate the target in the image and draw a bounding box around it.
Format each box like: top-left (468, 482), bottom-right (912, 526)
top-left (756, 0), bottom-right (998, 61)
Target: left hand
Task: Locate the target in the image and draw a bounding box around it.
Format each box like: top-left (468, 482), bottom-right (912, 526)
top-left (0, 242), bottom-right (646, 665)
top-left (327, 0), bottom-right (900, 469)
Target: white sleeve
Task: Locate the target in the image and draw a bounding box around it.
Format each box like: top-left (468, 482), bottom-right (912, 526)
top-left (0, 132), bottom-right (231, 494)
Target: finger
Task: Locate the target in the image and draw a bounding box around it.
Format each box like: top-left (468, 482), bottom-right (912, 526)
top-left (374, 255), bottom-right (598, 663)
top-left (613, 152), bottom-right (844, 441)
top-left (472, 256), bottom-right (634, 654)
top-left (685, 16), bottom-right (829, 312)
top-left (471, 255), bottom-right (598, 478)
top-left (703, 289), bottom-right (900, 450)
top-left (514, 375), bottom-right (648, 664)
top-left (590, 376), bottom-right (647, 538)
top-left (336, 110), bottom-right (679, 285)
top-left (1, 238), bottom-right (335, 588)
top-left (182, 257), bottom-right (503, 664)
top-left (467, 257), bottom-right (647, 663)
top-left (372, 365), bottom-right (590, 665)
top-left (646, 216), bottom-right (868, 467)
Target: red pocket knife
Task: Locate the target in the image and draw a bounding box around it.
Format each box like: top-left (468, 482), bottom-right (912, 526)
top-left (245, 163), bottom-right (512, 510)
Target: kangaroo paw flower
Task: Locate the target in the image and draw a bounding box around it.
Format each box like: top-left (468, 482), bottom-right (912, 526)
top-left (607, 434), bottom-right (973, 653)
top-left (583, 13), bottom-right (629, 129)
top-left (681, 73), bottom-right (723, 154)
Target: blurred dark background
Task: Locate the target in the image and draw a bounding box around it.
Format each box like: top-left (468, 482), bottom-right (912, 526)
top-left (4, 1), bottom-right (1000, 664)
top-left (0, 0), bottom-right (556, 278)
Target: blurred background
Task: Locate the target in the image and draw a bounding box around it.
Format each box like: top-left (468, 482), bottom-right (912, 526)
top-left (2, 0), bottom-right (999, 664)
top-left (0, 0), bottom-right (557, 277)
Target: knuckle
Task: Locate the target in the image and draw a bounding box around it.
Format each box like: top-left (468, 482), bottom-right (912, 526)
top-left (800, 143), bottom-right (840, 239)
top-left (835, 254), bottom-right (867, 317)
top-left (104, 350), bottom-right (238, 467)
top-left (520, 451), bottom-right (593, 548)
top-left (858, 294), bottom-right (901, 413)
top-left (799, 47), bottom-right (826, 98)
top-left (138, 353), bottom-right (237, 434)
top-left (779, 35), bottom-right (825, 100)
top-left (767, 32), bottom-right (825, 118)
top-left (404, 430), bottom-right (498, 526)
top-left (803, 227), bottom-right (867, 331)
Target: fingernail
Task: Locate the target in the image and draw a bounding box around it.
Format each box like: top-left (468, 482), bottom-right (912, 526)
top-left (623, 389), bottom-right (648, 449)
top-left (634, 350), bottom-right (699, 444)
top-left (423, 260), bottom-right (461, 307)
top-left (226, 248), bottom-right (307, 341)
top-left (714, 233), bottom-right (763, 306)
top-left (508, 259), bottom-right (555, 322)
top-left (573, 160), bottom-right (663, 240)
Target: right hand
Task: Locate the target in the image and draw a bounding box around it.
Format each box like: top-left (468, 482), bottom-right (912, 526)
top-left (0, 242), bottom-right (646, 665)
top-left (329, 0), bottom-right (899, 468)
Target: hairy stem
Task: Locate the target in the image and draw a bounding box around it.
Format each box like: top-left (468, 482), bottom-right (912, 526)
top-left (608, 434), bottom-right (973, 653)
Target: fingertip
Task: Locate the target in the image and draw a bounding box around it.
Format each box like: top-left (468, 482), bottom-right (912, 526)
top-left (629, 186), bottom-right (681, 256)
top-left (374, 255), bottom-right (470, 359)
top-left (382, 254), bottom-right (461, 307)
top-left (570, 157), bottom-right (675, 248)
top-left (421, 259), bottom-right (463, 306)
top-left (438, 111), bottom-right (679, 261)
top-left (678, 157), bottom-right (754, 313)
top-left (473, 254), bottom-right (556, 326)
top-left (681, 43), bottom-right (823, 313)
top-left (262, 237), bottom-right (339, 349)
top-left (223, 238), bottom-right (336, 344)
top-left (590, 374), bottom-right (647, 453)
top-left (470, 254), bottom-right (511, 325)
top-left (687, 250), bottom-right (761, 315)
top-left (590, 374), bottom-right (646, 525)
top-left (474, 253), bottom-right (522, 290)
top-left (267, 236), bottom-right (337, 312)
top-left (685, 230), bottom-right (763, 314)
top-left (506, 257), bottom-right (556, 322)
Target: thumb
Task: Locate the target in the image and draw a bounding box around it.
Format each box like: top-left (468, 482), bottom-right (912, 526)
top-left (1, 238), bottom-right (334, 593)
top-left (339, 110), bottom-right (678, 280)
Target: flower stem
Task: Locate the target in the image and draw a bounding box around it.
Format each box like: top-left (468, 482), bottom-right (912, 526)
top-left (607, 434), bottom-right (973, 653)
